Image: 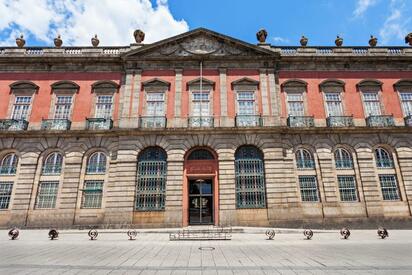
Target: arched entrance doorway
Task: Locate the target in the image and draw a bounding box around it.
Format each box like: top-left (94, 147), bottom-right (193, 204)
top-left (183, 148), bottom-right (219, 226)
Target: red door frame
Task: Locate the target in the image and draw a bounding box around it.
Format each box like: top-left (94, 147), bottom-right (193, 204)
top-left (182, 147), bottom-right (219, 227)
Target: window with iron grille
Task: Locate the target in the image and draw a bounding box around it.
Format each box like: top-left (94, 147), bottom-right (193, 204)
top-left (362, 92), bottom-right (381, 116)
top-left (0, 154), bottom-right (18, 175)
top-left (325, 93), bottom-right (343, 116)
top-left (95, 95), bottom-right (113, 119)
top-left (146, 92), bottom-right (165, 116)
top-left (287, 93), bottom-right (304, 116)
top-left (295, 149), bottom-right (315, 169)
top-left (400, 92), bottom-right (412, 116)
top-left (235, 146), bottom-right (266, 208)
top-left (36, 181), bottom-right (59, 208)
top-left (379, 175), bottom-right (400, 200)
top-left (42, 152), bottom-right (63, 175)
top-left (338, 176), bottom-right (358, 202)
top-left (82, 181), bottom-right (103, 208)
top-left (299, 176), bottom-right (319, 202)
top-left (334, 148), bottom-right (353, 169)
top-left (86, 152), bottom-right (106, 174)
top-left (54, 96), bottom-right (72, 119)
top-left (187, 149), bottom-right (214, 160)
top-left (0, 182), bottom-right (13, 209)
top-left (11, 96), bottom-right (31, 120)
top-left (192, 92), bottom-right (210, 116)
top-left (136, 147), bottom-right (167, 211)
top-left (237, 91), bottom-right (255, 115)
top-left (375, 148), bottom-right (393, 168)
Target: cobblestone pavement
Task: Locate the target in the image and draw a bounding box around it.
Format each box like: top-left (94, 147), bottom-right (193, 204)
top-left (0, 229), bottom-right (411, 274)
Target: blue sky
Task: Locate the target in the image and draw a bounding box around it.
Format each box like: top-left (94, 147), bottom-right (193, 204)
top-left (0, 0), bottom-right (411, 47)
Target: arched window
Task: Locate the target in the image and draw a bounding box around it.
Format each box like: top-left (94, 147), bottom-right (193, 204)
top-left (295, 149), bottom-right (315, 169)
top-left (136, 147), bottom-right (167, 211)
top-left (187, 149), bottom-right (214, 160)
top-left (235, 145), bottom-right (266, 208)
top-left (375, 148), bottom-right (393, 168)
top-left (86, 152), bottom-right (107, 174)
top-left (0, 153), bottom-right (18, 175)
top-left (334, 148), bottom-right (353, 169)
top-left (42, 152), bottom-right (63, 175)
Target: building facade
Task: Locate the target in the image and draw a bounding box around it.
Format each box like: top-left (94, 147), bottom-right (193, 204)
top-left (0, 28), bottom-right (412, 228)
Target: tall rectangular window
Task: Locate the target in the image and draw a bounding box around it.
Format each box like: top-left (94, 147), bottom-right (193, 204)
top-left (11, 96), bottom-right (31, 120)
top-left (192, 92), bottom-right (210, 116)
top-left (36, 181), bottom-right (59, 209)
top-left (363, 93), bottom-right (381, 116)
top-left (54, 96), bottom-right (72, 119)
top-left (299, 176), bottom-right (319, 202)
top-left (379, 175), bottom-right (400, 201)
top-left (0, 182), bottom-right (13, 209)
top-left (400, 92), bottom-right (412, 116)
top-left (287, 93), bottom-right (304, 116)
top-left (237, 91), bottom-right (255, 115)
top-left (146, 92), bottom-right (165, 116)
top-left (325, 93), bottom-right (343, 116)
top-left (95, 95), bottom-right (113, 119)
top-left (82, 181), bottom-right (103, 208)
top-left (338, 176), bottom-right (358, 202)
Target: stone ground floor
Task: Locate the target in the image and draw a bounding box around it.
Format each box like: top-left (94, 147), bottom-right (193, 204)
top-left (1, 228), bottom-right (412, 274)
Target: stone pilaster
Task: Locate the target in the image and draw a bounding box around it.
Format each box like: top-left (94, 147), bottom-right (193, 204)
top-left (259, 69), bottom-right (270, 125)
top-left (219, 68), bottom-right (232, 127)
top-left (172, 68), bottom-right (185, 128)
top-left (267, 69), bottom-right (281, 126)
top-left (130, 69), bottom-right (142, 120)
top-left (118, 71), bottom-right (137, 128)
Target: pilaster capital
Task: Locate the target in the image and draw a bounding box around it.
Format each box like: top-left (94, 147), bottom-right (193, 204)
top-left (218, 67), bottom-right (227, 74)
top-left (175, 68), bottom-right (183, 74)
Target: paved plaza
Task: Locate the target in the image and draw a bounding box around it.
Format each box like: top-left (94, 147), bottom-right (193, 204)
top-left (0, 228), bottom-right (411, 274)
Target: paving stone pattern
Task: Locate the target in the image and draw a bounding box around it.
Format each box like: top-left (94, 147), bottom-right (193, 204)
top-left (0, 229), bottom-right (411, 274)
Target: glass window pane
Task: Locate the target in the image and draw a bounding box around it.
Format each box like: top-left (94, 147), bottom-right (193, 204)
top-left (299, 176), bottom-right (319, 202)
top-left (0, 182), bottom-right (13, 209)
top-left (338, 176), bottom-right (358, 201)
top-left (379, 175), bottom-right (400, 200)
top-left (54, 96), bottom-right (72, 119)
top-left (325, 93), bottom-right (343, 116)
top-left (95, 95), bottom-right (113, 119)
top-left (82, 181), bottom-right (103, 208)
top-left (363, 93), bottom-right (381, 116)
top-left (36, 181), bottom-right (59, 208)
top-left (400, 92), bottom-right (412, 115)
top-left (12, 96), bottom-right (32, 120)
top-left (287, 93), bottom-right (304, 116)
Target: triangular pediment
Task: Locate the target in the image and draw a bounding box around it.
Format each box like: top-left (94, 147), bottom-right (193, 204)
top-left (123, 28), bottom-right (278, 60)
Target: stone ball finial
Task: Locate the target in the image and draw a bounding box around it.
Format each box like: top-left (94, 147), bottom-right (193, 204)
top-left (300, 35), bottom-right (308, 47)
top-left (16, 34), bottom-right (25, 48)
top-left (335, 35), bottom-right (343, 47)
top-left (91, 34), bottom-right (100, 47)
top-left (133, 29), bottom-right (145, 43)
top-left (256, 29), bottom-right (268, 43)
top-left (54, 34), bottom-right (63, 48)
top-left (369, 35), bottom-right (378, 47)
top-left (405, 33), bottom-right (412, 46)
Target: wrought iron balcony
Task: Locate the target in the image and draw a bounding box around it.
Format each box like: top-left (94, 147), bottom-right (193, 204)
top-left (366, 115), bottom-right (395, 127)
top-left (86, 118), bottom-right (113, 130)
top-left (0, 119), bottom-right (28, 131)
top-left (326, 116), bottom-right (354, 127)
top-left (405, 115), bottom-right (412, 126)
top-left (235, 115), bottom-right (263, 127)
top-left (41, 119), bottom-right (71, 130)
top-left (0, 165), bottom-right (16, 175)
top-left (296, 159), bottom-right (315, 169)
top-left (188, 116), bottom-right (214, 128)
top-left (42, 165), bottom-right (62, 175)
top-left (287, 116), bottom-right (315, 127)
top-left (139, 116), bottom-right (167, 128)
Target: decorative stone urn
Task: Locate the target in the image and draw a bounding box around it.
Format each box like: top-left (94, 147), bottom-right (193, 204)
top-left (256, 29), bottom-right (268, 43)
top-left (91, 34), bottom-right (100, 47)
top-left (16, 34), bottom-right (25, 48)
top-left (405, 33), bottom-right (412, 46)
top-left (54, 35), bottom-right (63, 48)
top-left (335, 35), bottom-right (343, 47)
top-left (300, 35), bottom-right (308, 47)
top-left (133, 29), bottom-right (145, 43)
top-left (369, 35), bottom-right (378, 47)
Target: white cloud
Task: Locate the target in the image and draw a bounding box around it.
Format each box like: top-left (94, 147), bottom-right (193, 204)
top-left (379, 0), bottom-right (410, 44)
top-left (353, 0), bottom-right (377, 17)
top-left (0, 0), bottom-right (189, 46)
top-left (272, 36), bottom-right (290, 44)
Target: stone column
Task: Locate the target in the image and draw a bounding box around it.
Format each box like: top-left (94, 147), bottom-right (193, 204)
top-left (259, 69), bottom-right (270, 125)
top-left (173, 68), bottom-right (184, 128)
top-left (267, 69), bottom-right (281, 126)
top-left (118, 70), bottom-right (137, 128)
